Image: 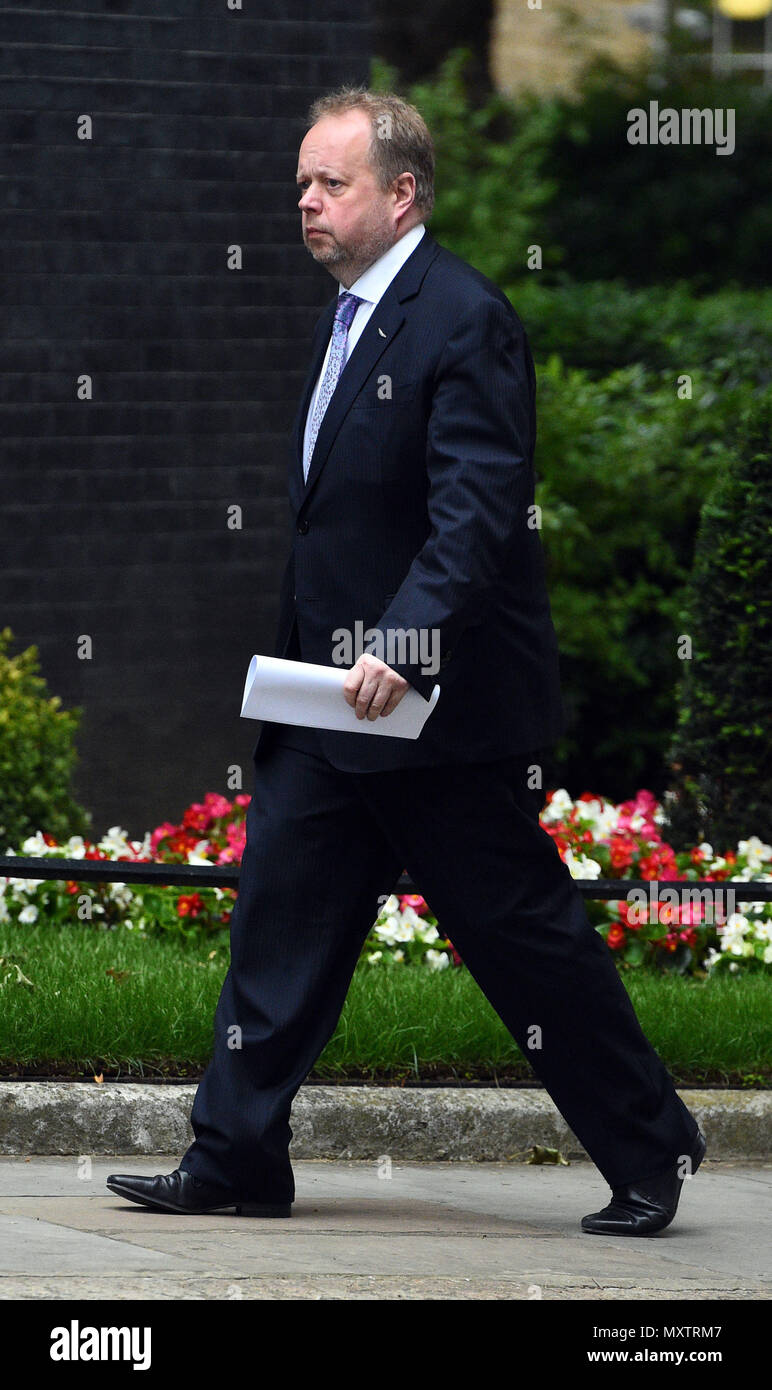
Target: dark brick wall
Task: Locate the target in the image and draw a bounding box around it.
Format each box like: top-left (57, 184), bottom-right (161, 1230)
top-left (0, 1), bottom-right (371, 839)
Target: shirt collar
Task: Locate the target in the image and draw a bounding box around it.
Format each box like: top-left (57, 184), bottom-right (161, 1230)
top-left (339, 223), bottom-right (426, 306)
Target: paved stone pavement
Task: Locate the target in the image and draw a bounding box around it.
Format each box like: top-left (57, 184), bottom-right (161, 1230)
top-left (0, 1155), bottom-right (768, 1300)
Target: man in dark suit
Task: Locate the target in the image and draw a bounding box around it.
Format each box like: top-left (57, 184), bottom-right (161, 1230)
top-left (108, 88), bottom-right (705, 1234)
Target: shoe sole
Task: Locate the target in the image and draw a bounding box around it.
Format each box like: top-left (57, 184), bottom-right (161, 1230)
top-left (106, 1181), bottom-right (291, 1218)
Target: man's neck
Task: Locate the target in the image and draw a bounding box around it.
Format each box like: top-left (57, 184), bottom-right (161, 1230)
top-left (335, 219), bottom-right (424, 289)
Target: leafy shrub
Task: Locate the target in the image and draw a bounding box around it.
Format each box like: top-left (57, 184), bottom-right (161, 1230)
top-left (511, 278), bottom-right (772, 388)
top-left (377, 47), bottom-right (772, 288)
top-left (0, 628), bottom-right (91, 851)
top-left (534, 360), bottom-right (759, 796)
top-left (665, 392), bottom-right (772, 848)
top-left (538, 66), bottom-right (772, 287)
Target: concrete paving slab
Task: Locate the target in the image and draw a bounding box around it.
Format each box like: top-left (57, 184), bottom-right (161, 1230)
top-left (0, 1155), bottom-right (768, 1300)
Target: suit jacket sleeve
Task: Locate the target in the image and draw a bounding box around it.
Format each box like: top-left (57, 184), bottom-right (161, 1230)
top-left (368, 295), bottom-right (536, 701)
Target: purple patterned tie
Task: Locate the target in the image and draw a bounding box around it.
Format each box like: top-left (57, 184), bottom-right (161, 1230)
top-left (303, 290), bottom-right (363, 482)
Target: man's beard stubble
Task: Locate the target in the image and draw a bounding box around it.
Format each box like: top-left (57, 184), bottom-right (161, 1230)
top-left (304, 219), bottom-right (396, 287)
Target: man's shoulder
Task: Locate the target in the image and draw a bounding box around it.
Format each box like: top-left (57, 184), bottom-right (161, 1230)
top-left (420, 234), bottom-right (527, 335)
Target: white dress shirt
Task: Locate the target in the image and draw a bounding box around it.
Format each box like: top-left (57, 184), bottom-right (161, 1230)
top-left (302, 222), bottom-right (426, 475)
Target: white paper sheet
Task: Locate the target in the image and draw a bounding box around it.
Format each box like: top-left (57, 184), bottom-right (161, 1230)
top-left (240, 654), bottom-right (440, 739)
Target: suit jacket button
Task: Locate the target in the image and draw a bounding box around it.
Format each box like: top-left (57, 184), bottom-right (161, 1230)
top-left (297, 520), bottom-right (309, 534)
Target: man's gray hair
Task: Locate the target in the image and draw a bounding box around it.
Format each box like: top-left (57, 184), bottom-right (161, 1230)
top-left (306, 86), bottom-right (435, 218)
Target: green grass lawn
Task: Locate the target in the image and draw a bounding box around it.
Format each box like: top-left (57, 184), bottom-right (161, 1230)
top-left (1, 922), bottom-right (769, 1085)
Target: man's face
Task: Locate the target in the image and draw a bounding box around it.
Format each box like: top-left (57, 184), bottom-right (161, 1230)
top-left (296, 110), bottom-right (410, 286)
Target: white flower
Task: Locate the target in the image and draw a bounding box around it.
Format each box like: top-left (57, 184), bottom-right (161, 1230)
top-left (418, 923), bottom-right (440, 943)
top-left (399, 905), bottom-right (421, 929)
top-left (186, 849), bottom-right (213, 865)
top-left (0, 898), bottom-right (9, 922)
top-left (392, 920), bottom-right (415, 943)
top-left (721, 913), bottom-right (750, 938)
top-left (18, 904), bottom-right (38, 924)
top-left (424, 948), bottom-right (449, 971)
top-left (738, 837), bottom-right (772, 871)
top-left (366, 950), bottom-right (383, 965)
top-left (698, 842), bottom-right (714, 860)
top-left (541, 789), bottom-right (573, 824)
top-left (564, 848), bottom-right (602, 880)
top-left (379, 894), bottom-right (400, 917)
top-left (764, 945), bottom-right (772, 964)
top-left (374, 919), bottom-right (403, 946)
top-left (590, 807), bottom-right (619, 841)
top-left (21, 832), bottom-right (51, 856)
top-left (64, 836), bottom-right (86, 859)
top-left (97, 826), bottom-right (134, 856)
top-left (392, 949), bottom-right (405, 963)
top-left (108, 882), bottom-right (134, 909)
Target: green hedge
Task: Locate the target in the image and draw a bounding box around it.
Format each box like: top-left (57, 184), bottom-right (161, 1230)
top-left (0, 628), bottom-right (91, 852)
top-left (666, 393), bottom-right (772, 847)
top-left (534, 361), bottom-right (762, 796)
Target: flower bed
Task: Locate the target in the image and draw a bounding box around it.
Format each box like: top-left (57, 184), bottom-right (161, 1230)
top-left (2, 789), bottom-right (770, 976)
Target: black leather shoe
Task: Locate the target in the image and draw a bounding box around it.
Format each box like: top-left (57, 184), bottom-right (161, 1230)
top-left (106, 1167), bottom-right (291, 1217)
top-left (580, 1127), bottom-right (706, 1236)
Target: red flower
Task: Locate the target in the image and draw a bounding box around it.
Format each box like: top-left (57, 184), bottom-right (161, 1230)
top-left (446, 938), bottom-right (464, 966)
top-left (606, 924), bottom-right (626, 951)
top-left (177, 893), bottom-right (204, 919)
top-left (183, 803), bottom-right (212, 833)
top-left (617, 899), bottom-right (642, 931)
top-left (609, 834), bottom-right (637, 871)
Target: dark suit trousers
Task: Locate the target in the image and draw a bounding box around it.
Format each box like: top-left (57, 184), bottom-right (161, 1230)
top-left (179, 630), bottom-right (699, 1203)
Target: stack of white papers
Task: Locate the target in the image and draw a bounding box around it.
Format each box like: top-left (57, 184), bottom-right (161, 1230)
top-left (240, 654), bottom-right (440, 739)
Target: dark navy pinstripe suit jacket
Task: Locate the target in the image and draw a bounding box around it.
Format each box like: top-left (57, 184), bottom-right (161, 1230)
top-left (252, 227), bottom-right (565, 773)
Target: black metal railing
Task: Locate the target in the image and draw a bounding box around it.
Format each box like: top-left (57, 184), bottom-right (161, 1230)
top-left (1, 856), bottom-right (770, 902)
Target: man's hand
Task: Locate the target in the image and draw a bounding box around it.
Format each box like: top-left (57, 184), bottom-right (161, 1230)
top-left (342, 653), bottom-right (410, 720)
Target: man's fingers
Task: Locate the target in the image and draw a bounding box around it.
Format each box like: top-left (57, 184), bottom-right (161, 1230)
top-left (341, 657), bottom-right (408, 719)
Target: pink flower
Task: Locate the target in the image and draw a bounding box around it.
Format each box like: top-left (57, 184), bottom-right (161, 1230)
top-left (150, 821), bottom-right (178, 853)
top-left (399, 894), bottom-right (428, 915)
top-left (617, 790), bottom-right (661, 842)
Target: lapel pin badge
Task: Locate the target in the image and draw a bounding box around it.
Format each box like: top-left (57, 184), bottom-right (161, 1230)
top-left (378, 327), bottom-right (387, 338)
